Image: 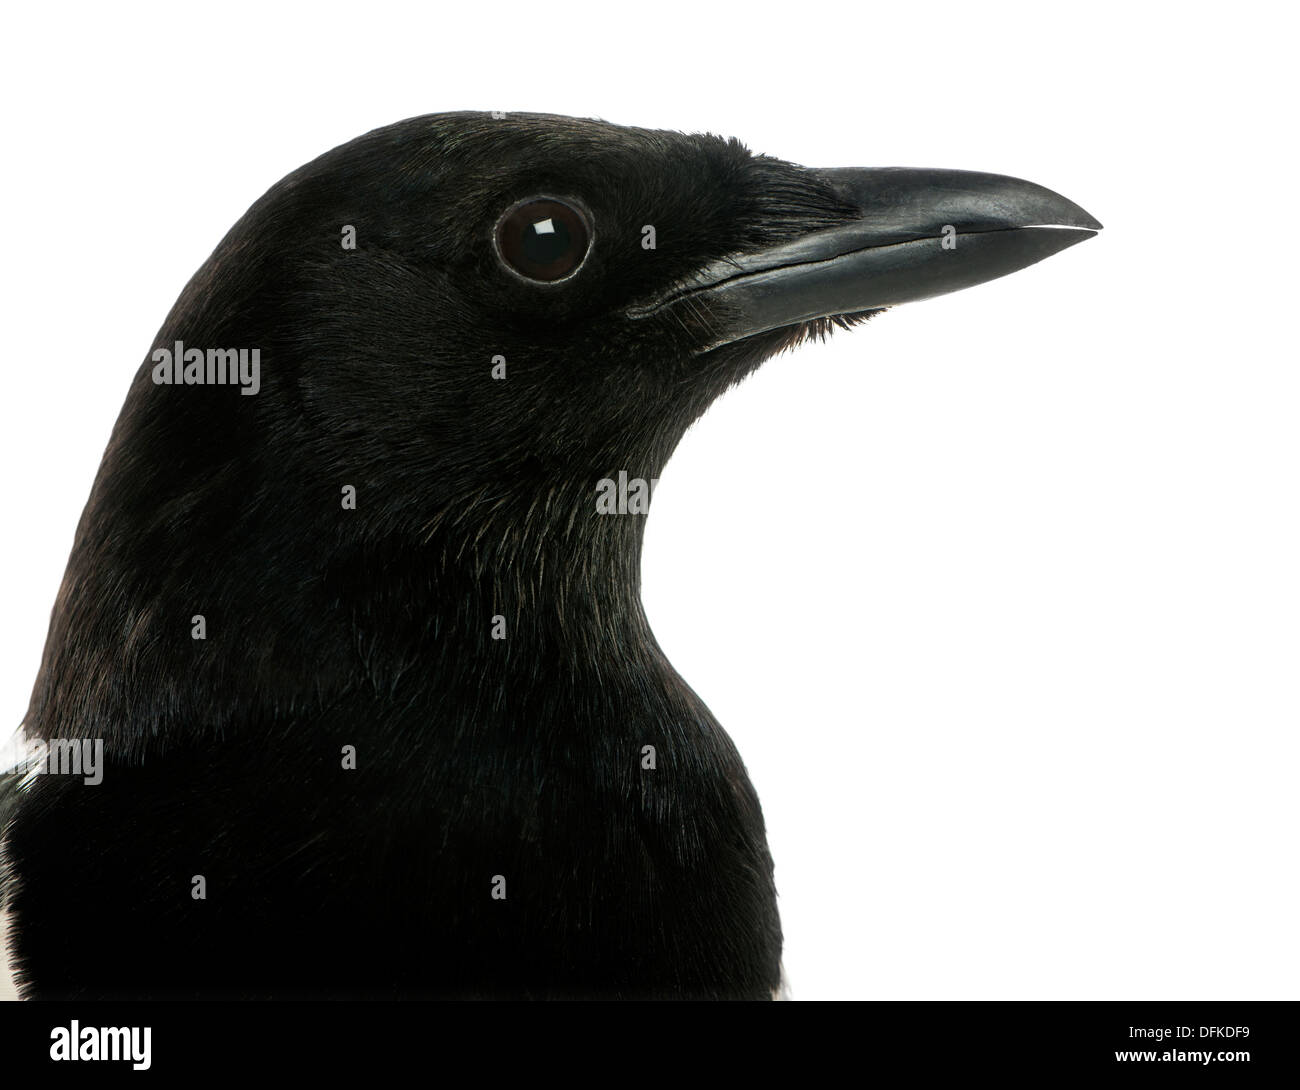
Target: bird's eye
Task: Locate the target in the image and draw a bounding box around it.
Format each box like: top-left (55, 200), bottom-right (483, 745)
top-left (494, 197), bottom-right (591, 283)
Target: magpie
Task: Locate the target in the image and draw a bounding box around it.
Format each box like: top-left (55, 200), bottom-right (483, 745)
top-left (0, 112), bottom-right (1099, 1000)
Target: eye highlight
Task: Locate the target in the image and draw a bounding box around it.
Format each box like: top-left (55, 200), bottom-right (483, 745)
top-left (494, 197), bottom-right (591, 283)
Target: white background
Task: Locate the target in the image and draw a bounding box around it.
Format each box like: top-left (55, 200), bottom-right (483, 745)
top-left (1, 2), bottom-right (1295, 1000)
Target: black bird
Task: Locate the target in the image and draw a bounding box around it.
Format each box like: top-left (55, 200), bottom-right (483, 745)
top-left (0, 112), bottom-right (1099, 1000)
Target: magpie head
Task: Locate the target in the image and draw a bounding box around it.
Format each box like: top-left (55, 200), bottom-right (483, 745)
top-left (238, 113), bottom-right (873, 507)
top-left (179, 111), bottom-right (1097, 537)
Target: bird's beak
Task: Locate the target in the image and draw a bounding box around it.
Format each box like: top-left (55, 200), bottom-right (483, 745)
top-left (632, 167), bottom-right (1101, 353)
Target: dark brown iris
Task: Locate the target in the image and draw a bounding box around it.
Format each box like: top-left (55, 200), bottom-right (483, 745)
top-left (495, 197), bottom-right (591, 282)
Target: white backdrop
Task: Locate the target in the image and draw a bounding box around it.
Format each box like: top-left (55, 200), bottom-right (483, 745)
top-left (1, 1), bottom-right (1295, 1000)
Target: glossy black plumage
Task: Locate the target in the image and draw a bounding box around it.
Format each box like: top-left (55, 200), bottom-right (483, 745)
top-left (0, 112), bottom-right (1097, 999)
